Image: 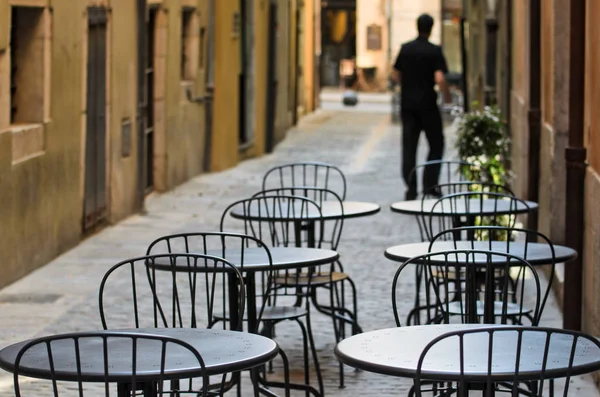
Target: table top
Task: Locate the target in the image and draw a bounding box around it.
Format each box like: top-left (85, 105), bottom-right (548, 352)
top-left (152, 247), bottom-right (339, 272)
top-left (230, 200), bottom-right (380, 221)
top-left (0, 328), bottom-right (278, 382)
top-left (384, 241), bottom-right (577, 266)
top-left (334, 324), bottom-right (600, 381)
top-left (390, 198), bottom-right (538, 216)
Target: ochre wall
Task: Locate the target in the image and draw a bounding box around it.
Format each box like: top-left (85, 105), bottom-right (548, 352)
top-left (509, 0), bottom-right (530, 200)
top-left (210, 0), bottom-right (241, 171)
top-left (0, 0), bottom-right (86, 287)
top-left (537, 0), bottom-right (568, 245)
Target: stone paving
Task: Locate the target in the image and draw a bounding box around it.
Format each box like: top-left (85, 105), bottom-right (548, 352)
top-left (0, 108), bottom-right (598, 396)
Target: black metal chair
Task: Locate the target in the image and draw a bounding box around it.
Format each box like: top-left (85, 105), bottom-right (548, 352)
top-left (414, 326), bottom-right (600, 397)
top-left (221, 194), bottom-right (359, 388)
top-left (415, 182), bottom-right (516, 242)
top-left (13, 332), bottom-right (209, 397)
top-left (145, 232), bottom-right (322, 396)
top-left (430, 226), bottom-right (557, 321)
top-left (262, 161), bottom-right (347, 200)
top-left (391, 250), bottom-right (541, 327)
top-left (422, 191), bottom-right (532, 243)
top-left (98, 253), bottom-right (246, 396)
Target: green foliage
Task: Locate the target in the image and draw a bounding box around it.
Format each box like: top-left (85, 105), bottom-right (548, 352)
top-left (454, 103), bottom-right (513, 239)
top-left (455, 103), bottom-right (511, 186)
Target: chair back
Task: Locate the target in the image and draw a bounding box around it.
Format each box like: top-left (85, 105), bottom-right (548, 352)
top-left (146, 232), bottom-right (276, 327)
top-left (13, 332), bottom-right (208, 397)
top-left (253, 187), bottom-right (344, 250)
top-left (391, 250), bottom-right (541, 326)
top-left (414, 326), bottom-right (600, 397)
top-left (98, 253), bottom-right (245, 331)
top-left (423, 191), bottom-right (532, 241)
top-left (430, 226), bottom-right (556, 317)
top-left (262, 161), bottom-right (347, 200)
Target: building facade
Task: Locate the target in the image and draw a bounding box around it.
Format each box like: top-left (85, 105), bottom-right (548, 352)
top-left (0, 0), bottom-right (313, 288)
top-left (465, 0), bottom-right (600, 348)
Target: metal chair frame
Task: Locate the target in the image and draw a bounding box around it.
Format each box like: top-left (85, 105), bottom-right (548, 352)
top-left (221, 193), bottom-right (359, 388)
top-left (408, 159), bottom-right (480, 198)
top-left (98, 253), bottom-right (247, 396)
top-left (262, 161), bottom-right (347, 200)
top-left (13, 331), bottom-right (209, 397)
top-left (430, 226), bottom-right (556, 321)
top-left (414, 326), bottom-right (600, 397)
top-left (146, 231), bottom-right (321, 396)
top-left (391, 249), bottom-right (541, 327)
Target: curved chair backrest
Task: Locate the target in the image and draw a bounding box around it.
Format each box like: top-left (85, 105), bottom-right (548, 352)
top-left (414, 326), bottom-right (600, 397)
top-left (146, 231), bottom-right (278, 327)
top-left (430, 226), bottom-right (556, 317)
top-left (98, 253), bottom-right (245, 331)
top-left (423, 191), bottom-right (533, 242)
top-left (253, 187), bottom-right (344, 250)
top-left (220, 194), bottom-right (329, 249)
top-left (391, 249), bottom-right (541, 327)
top-left (14, 331), bottom-right (208, 397)
top-left (262, 161), bottom-right (347, 200)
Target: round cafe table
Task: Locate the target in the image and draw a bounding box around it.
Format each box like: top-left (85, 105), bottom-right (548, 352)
top-left (335, 324), bottom-right (600, 382)
top-left (230, 200), bottom-right (381, 222)
top-left (384, 241), bottom-right (577, 265)
top-left (390, 198), bottom-right (538, 217)
top-left (0, 328), bottom-right (278, 393)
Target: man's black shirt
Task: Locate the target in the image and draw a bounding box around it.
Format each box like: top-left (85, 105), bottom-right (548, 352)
top-left (393, 37), bottom-right (448, 111)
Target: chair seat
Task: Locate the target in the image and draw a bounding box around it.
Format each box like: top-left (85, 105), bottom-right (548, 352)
top-left (445, 301), bottom-right (532, 317)
top-left (214, 305), bottom-right (307, 322)
top-left (274, 271), bottom-right (349, 287)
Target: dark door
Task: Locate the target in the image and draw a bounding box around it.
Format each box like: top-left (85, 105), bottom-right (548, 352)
top-left (265, 0), bottom-right (278, 152)
top-left (83, 7), bottom-right (108, 232)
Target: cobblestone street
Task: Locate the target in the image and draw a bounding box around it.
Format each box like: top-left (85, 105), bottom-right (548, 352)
top-left (0, 108), bottom-right (597, 396)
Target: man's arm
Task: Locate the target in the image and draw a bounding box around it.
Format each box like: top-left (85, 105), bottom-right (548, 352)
top-left (435, 70), bottom-right (452, 104)
top-left (391, 69), bottom-right (401, 84)
top-left (435, 47), bottom-right (452, 104)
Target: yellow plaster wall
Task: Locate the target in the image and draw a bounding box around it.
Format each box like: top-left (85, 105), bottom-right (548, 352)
top-left (160, 0), bottom-right (207, 189)
top-left (0, 0), bottom-right (86, 287)
top-left (108, 0), bottom-right (141, 221)
top-left (210, 0), bottom-right (241, 171)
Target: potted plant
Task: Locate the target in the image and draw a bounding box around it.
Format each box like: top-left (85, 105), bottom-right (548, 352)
top-left (454, 104), bottom-right (512, 186)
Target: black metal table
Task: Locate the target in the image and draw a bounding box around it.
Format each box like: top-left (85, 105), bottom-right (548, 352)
top-left (384, 241), bottom-right (577, 265)
top-left (153, 247), bottom-right (339, 333)
top-left (230, 201), bottom-right (381, 223)
top-left (0, 328), bottom-right (278, 395)
top-left (335, 324), bottom-right (600, 384)
top-left (390, 199), bottom-right (538, 217)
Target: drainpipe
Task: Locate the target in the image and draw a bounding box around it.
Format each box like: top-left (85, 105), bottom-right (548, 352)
top-left (460, 0), bottom-right (469, 112)
top-left (527, 0), bottom-right (541, 231)
top-left (563, 0), bottom-right (587, 331)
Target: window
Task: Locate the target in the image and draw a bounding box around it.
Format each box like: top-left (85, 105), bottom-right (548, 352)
top-left (9, 6), bottom-right (50, 125)
top-left (181, 8), bottom-right (198, 81)
top-left (0, 5), bottom-right (51, 164)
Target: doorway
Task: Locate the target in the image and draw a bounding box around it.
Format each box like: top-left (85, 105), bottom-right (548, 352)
top-left (83, 7), bottom-right (108, 232)
top-left (265, 0), bottom-right (278, 153)
top-left (142, 8), bottom-right (157, 194)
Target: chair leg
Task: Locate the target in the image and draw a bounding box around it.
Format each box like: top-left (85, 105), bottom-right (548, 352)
top-left (295, 317), bottom-right (324, 397)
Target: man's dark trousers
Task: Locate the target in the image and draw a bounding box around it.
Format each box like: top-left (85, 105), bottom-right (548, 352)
top-left (401, 107), bottom-right (444, 196)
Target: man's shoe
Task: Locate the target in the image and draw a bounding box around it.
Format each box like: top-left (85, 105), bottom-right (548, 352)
top-left (405, 190), bottom-right (417, 201)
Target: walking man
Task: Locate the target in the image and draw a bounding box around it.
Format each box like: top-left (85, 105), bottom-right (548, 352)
top-left (391, 13), bottom-right (451, 200)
